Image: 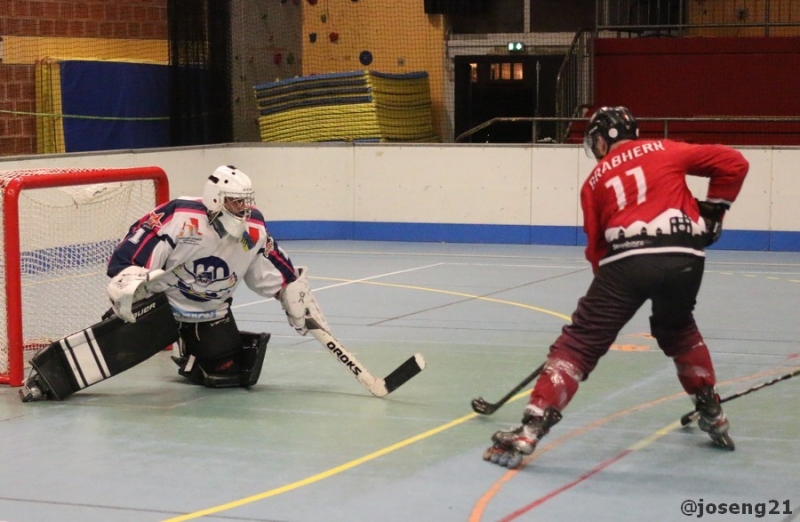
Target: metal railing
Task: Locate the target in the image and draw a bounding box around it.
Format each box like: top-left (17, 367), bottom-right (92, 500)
top-left (454, 116), bottom-right (800, 144)
top-left (554, 29), bottom-right (593, 143)
top-left (596, 0), bottom-right (800, 37)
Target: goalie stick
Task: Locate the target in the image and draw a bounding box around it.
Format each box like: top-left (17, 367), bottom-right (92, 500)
top-left (680, 367), bottom-right (800, 426)
top-left (305, 318), bottom-right (426, 397)
top-left (471, 363), bottom-right (545, 415)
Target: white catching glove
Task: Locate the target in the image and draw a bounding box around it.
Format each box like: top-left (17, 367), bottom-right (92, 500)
top-left (107, 266), bottom-right (164, 323)
top-left (279, 266), bottom-right (329, 336)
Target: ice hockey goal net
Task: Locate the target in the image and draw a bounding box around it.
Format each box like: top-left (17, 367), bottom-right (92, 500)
top-left (0, 166), bottom-right (169, 386)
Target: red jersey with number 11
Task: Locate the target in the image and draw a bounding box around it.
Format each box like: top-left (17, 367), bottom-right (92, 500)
top-left (580, 139), bottom-right (748, 272)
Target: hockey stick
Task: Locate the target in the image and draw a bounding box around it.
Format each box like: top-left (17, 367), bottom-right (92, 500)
top-left (680, 367), bottom-right (800, 426)
top-left (471, 363), bottom-right (545, 415)
top-left (305, 319), bottom-right (426, 397)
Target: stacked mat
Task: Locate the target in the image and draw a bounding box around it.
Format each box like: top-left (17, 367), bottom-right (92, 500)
top-left (254, 70), bottom-right (438, 143)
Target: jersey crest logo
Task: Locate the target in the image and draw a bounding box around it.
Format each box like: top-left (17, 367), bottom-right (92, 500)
top-left (241, 226), bottom-right (260, 251)
top-left (142, 211), bottom-right (165, 230)
top-left (247, 226), bottom-right (260, 244)
top-left (173, 256), bottom-right (238, 302)
top-left (177, 218), bottom-right (204, 244)
top-left (260, 235), bottom-right (277, 260)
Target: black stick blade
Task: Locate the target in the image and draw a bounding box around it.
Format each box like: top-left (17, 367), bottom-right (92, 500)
top-left (383, 353), bottom-right (426, 394)
top-left (471, 397), bottom-right (497, 415)
top-left (470, 363), bottom-right (545, 416)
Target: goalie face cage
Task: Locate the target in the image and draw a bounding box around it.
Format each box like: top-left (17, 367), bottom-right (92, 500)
top-left (0, 167), bottom-right (169, 386)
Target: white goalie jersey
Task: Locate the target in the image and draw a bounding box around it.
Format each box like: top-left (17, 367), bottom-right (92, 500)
top-left (107, 197), bottom-right (297, 322)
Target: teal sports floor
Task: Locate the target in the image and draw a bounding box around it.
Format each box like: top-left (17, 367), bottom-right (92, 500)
top-left (1, 241), bottom-right (798, 522)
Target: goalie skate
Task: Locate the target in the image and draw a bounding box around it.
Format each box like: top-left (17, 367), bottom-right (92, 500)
top-left (19, 375), bottom-right (47, 402)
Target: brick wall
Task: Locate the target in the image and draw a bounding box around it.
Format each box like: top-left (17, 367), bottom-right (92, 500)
top-left (0, 0), bottom-right (168, 156)
top-left (0, 1), bottom-right (168, 39)
top-left (0, 65), bottom-right (36, 156)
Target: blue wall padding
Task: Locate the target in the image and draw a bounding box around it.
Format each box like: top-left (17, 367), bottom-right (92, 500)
top-left (60, 61), bottom-right (169, 152)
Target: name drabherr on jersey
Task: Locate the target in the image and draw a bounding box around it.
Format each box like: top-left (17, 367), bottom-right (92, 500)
top-left (611, 239), bottom-right (646, 250)
top-left (588, 141), bottom-right (666, 190)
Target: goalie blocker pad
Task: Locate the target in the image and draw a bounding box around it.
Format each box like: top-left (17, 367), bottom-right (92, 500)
top-left (28, 293), bottom-right (178, 400)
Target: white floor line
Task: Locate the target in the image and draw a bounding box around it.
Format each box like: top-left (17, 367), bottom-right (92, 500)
top-left (230, 262), bottom-right (444, 310)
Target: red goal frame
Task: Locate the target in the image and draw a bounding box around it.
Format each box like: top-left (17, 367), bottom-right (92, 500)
top-left (0, 166), bottom-right (169, 386)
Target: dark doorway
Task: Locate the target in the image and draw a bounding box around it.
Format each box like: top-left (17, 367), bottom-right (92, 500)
top-left (454, 54), bottom-right (563, 143)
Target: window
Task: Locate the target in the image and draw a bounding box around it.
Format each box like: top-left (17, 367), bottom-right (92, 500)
top-left (490, 62), bottom-right (523, 81)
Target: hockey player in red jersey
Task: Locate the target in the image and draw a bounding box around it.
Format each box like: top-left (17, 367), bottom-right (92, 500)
top-left (484, 106), bottom-right (749, 468)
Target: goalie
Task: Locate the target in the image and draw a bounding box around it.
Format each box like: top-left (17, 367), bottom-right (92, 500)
top-left (20, 165), bottom-right (329, 401)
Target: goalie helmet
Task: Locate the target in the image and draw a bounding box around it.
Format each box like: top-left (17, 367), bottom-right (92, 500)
top-left (583, 106), bottom-right (639, 159)
top-left (202, 165), bottom-right (255, 238)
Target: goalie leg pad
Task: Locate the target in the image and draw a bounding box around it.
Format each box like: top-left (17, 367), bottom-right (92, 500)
top-left (177, 315), bottom-right (240, 386)
top-left (176, 318), bottom-right (269, 388)
top-left (25, 341), bottom-right (77, 400)
top-left (188, 332), bottom-right (270, 388)
top-left (26, 294), bottom-right (178, 401)
top-left (240, 332), bottom-right (270, 388)
top-left (176, 354), bottom-right (206, 386)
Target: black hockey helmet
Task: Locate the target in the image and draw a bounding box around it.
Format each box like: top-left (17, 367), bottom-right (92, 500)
top-left (583, 106), bottom-right (639, 159)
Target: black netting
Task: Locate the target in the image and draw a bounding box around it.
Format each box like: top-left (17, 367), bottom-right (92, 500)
top-left (168, 0), bottom-right (233, 146)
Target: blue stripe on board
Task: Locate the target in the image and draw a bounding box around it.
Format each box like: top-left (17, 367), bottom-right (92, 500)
top-left (768, 231), bottom-right (800, 252)
top-left (708, 230), bottom-right (770, 251)
top-left (354, 222), bottom-right (531, 244)
top-left (267, 221), bottom-right (354, 240)
top-left (266, 221), bottom-right (800, 252)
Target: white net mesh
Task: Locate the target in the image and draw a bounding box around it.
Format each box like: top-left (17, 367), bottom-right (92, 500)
top-left (0, 168), bottom-right (162, 379)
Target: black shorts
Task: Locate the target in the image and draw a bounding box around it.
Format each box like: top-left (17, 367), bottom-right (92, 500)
top-left (552, 253), bottom-right (705, 376)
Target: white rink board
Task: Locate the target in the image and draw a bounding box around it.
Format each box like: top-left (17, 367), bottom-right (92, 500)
top-left (354, 145), bottom-right (532, 224)
top-left (1, 142), bottom-right (798, 236)
top-left (531, 146), bottom-right (583, 226)
top-left (770, 149), bottom-right (800, 232)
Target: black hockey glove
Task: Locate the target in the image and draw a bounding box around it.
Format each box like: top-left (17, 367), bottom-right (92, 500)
top-left (697, 199), bottom-right (730, 246)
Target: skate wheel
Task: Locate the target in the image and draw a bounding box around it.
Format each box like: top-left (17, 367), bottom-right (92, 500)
top-left (713, 433), bottom-right (735, 451)
top-left (506, 453), bottom-right (523, 469)
top-left (496, 452), bottom-right (511, 467)
top-left (707, 430), bottom-right (735, 451)
top-left (19, 385), bottom-right (43, 403)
